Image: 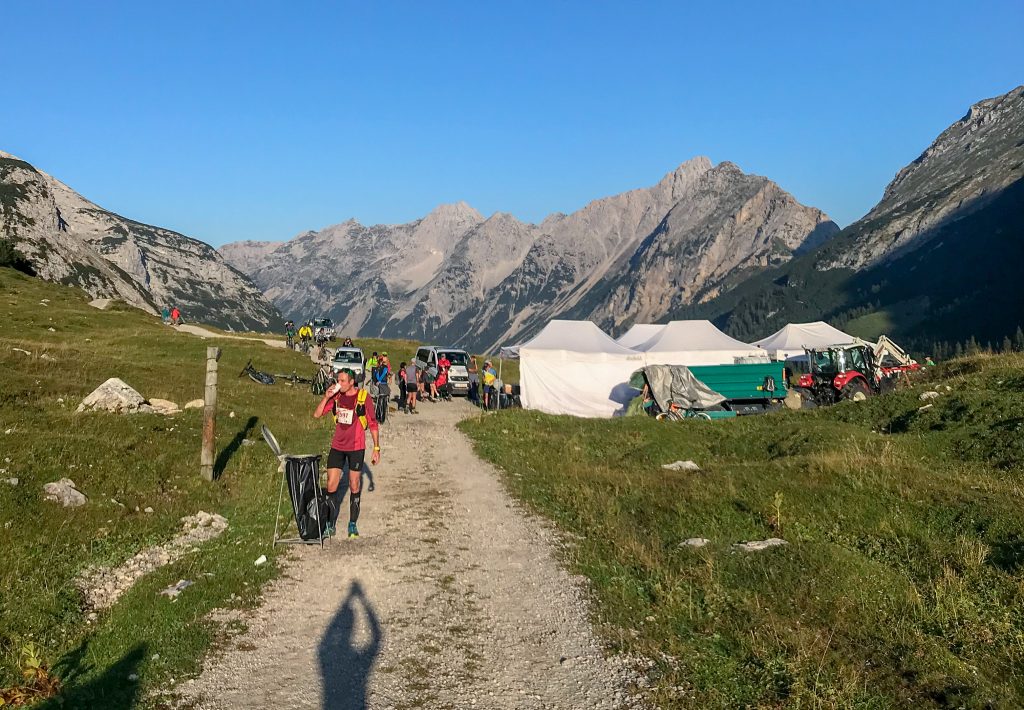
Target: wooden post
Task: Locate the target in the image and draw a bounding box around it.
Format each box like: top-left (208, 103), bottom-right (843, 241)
top-left (200, 347), bottom-right (221, 481)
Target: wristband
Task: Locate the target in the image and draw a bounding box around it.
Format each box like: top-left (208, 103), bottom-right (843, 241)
top-left (373, 446), bottom-right (381, 451)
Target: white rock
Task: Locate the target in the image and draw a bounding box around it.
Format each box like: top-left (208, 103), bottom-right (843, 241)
top-left (733, 538), bottom-right (788, 552)
top-left (88, 299), bottom-right (112, 310)
top-left (159, 579), bottom-right (193, 599)
top-left (919, 391), bottom-right (940, 401)
top-left (40, 353), bottom-right (54, 360)
top-left (5, 478), bottom-right (18, 486)
top-left (662, 460), bottom-right (701, 472)
top-left (77, 378), bottom-right (154, 414)
top-left (680, 537), bottom-right (710, 548)
top-left (12, 348), bottom-right (31, 356)
top-left (918, 403), bottom-right (934, 412)
top-left (47, 327), bottom-right (56, 332)
top-left (229, 411), bottom-right (236, 418)
top-left (254, 555), bottom-right (267, 566)
top-left (183, 399), bottom-right (204, 409)
top-left (128, 673), bottom-right (139, 681)
top-left (144, 507), bottom-right (154, 514)
top-left (148, 398), bottom-right (181, 415)
top-left (43, 478), bottom-right (88, 507)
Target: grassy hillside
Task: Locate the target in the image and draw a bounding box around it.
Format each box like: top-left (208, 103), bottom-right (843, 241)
top-left (0, 268), bottom-right (341, 707)
top-left (461, 355), bottom-right (1024, 707)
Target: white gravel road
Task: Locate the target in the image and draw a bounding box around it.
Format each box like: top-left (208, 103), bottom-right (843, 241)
top-left (177, 399), bottom-right (642, 709)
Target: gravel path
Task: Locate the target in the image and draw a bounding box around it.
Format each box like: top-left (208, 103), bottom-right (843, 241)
top-left (173, 324), bottom-right (285, 349)
top-left (177, 399), bottom-right (640, 709)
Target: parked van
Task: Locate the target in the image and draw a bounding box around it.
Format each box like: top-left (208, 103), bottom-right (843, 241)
top-left (415, 346), bottom-right (471, 396)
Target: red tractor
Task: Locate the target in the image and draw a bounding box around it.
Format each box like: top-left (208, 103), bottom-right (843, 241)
top-left (796, 343), bottom-right (896, 405)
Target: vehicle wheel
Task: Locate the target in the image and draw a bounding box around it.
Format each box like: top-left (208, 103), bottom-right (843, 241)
top-left (692, 412), bottom-right (712, 421)
top-left (842, 379), bottom-right (870, 402)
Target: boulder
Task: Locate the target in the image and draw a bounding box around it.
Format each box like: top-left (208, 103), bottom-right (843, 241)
top-left (919, 391), bottom-right (940, 401)
top-left (149, 398), bottom-right (181, 415)
top-left (680, 537), bottom-right (710, 548)
top-left (89, 299), bottom-right (112, 310)
top-left (783, 389), bottom-right (802, 410)
top-left (183, 399), bottom-right (204, 410)
top-left (77, 378), bottom-right (154, 414)
top-left (43, 478), bottom-right (88, 507)
top-left (662, 460), bottom-right (701, 472)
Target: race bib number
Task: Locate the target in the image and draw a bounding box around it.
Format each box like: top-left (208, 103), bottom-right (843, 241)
top-left (336, 408), bottom-right (354, 426)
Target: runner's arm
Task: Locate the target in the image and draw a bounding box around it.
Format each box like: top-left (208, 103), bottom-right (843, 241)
top-left (313, 385), bottom-right (340, 418)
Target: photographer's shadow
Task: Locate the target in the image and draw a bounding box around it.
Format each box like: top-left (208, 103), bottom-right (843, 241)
top-left (318, 580), bottom-right (381, 710)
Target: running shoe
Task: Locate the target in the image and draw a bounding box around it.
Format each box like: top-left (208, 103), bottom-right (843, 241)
top-left (324, 522), bottom-right (335, 538)
top-left (347, 521), bottom-right (359, 539)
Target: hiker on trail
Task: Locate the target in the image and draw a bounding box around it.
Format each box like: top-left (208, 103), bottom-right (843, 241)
top-left (483, 360), bottom-right (497, 408)
top-left (314, 368), bottom-right (381, 539)
top-left (467, 355), bottom-right (480, 404)
top-left (162, 306), bottom-right (171, 324)
top-left (379, 352), bottom-right (392, 383)
top-left (436, 353), bottom-right (451, 400)
top-left (171, 306), bottom-right (182, 326)
top-left (405, 361), bottom-right (419, 414)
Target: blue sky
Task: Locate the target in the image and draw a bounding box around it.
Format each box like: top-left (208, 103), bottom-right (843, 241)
top-left (3, 1), bottom-right (1022, 245)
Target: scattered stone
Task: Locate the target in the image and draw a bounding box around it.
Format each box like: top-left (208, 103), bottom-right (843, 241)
top-left (77, 378), bottom-right (154, 414)
top-left (144, 507), bottom-right (154, 514)
top-left (680, 537), bottom-right (710, 548)
top-left (3, 428), bottom-right (11, 434)
top-left (160, 580), bottom-right (193, 599)
top-left (43, 478), bottom-right (88, 507)
top-left (918, 403), bottom-right (934, 412)
top-left (5, 478), bottom-right (18, 486)
top-left (183, 399), bottom-right (205, 410)
top-left (77, 510), bottom-right (228, 611)
top-left (783, 389), bottom-right (802, 410)
top-left (254, 555), bottom-right (268, 566)
top-left (148, 398), bottom-right (181, 415)
top-left (151, 654), bottom-right (160, 661)
top-left (86, 612), bottom-right (98, 622)
top-left (241, 439), bottom-right (256, 447)
top-left (88, 298), bottom-right (112, 310)
top-left (662, 460), bottom-right (701, 472)
top-left (47, 327), bottom-right (56, 332)
top-left (733, 538), bottom-right (788, 552)
top-left (40, 353), bottom-right (55, 361)
top-left (229, 411), bottom-right (236, 419)
top-left (919, 391), bottom-right (940, 401)
top-left (12, 347), bottom-right (31, 356)
top-left (128, 673), bottom-right (139, 681)
top-left (38, 301), bottom-right (48, 307)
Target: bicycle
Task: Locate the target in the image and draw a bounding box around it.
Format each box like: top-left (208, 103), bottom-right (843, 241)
top-left (239, 360), bottom-right (276, 385)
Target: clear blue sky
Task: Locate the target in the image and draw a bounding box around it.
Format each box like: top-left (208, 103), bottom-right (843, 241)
top-left (3, 1), bottom-right (1022, 245)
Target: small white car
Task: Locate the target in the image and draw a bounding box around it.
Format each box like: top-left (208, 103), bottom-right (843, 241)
top-left (414, 345), bottom-right (472, 396)
top-left (331, 347), bottom-right (366, 383)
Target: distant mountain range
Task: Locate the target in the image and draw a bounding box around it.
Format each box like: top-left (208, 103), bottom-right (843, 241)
top-left (222, 158), bottom-right (837, 350)
top-left (680, 84), bottom-right (1024, 350)
top-left (0, 151), bottom-right (279, 331)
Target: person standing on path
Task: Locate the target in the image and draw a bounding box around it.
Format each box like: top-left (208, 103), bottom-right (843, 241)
top-left (405, 361), bottom-right (419, 414)
top-left (162, 306), bottom-right (171, 324)
top-left (170, 306), bottom-right (182, 326)
top-left (314, 368), bottom-right (381, 539)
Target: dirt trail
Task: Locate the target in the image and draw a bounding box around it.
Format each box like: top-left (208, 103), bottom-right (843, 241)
top-left (174, 324), bottom-right (285, 349)
top-left (178, 400), bottom-right (640, 709)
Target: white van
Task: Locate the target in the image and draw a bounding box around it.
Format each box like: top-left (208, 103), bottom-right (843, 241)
top-left (414, 346), bottom-right (472, 396)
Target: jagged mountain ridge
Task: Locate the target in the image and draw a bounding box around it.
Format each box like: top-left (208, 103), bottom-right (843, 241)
top-left (224, 158), bottom-right (837, 350)
top-left (1, 150), bottom-right (280, 330)
top-left (680, 84), bottom-right (1024, 348)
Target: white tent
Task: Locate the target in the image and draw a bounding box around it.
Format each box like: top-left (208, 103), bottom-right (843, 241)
top-left (615, 324), bottom-right (666, 349)
top-left (634, 320), bottom-right (768, 366)
top-left (520, 320), bottom-right (644, 418)
top-left (753, 321), bottom-right (855, 360)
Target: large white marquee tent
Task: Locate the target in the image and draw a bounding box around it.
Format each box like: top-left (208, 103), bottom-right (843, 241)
top-left (615, 324), bottom-right (666, 349)
top-left (753, 321), bottom-right (855, 360)
top-left (519, 320), bottom-right (644, 418)
top-left (634, 320), bottom-right (768, 366)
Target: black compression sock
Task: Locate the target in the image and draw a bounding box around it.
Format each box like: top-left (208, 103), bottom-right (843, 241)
top-left (350, 490), bottom-right (361, 525)
top-left (328, 489), bottom-right (344, 527)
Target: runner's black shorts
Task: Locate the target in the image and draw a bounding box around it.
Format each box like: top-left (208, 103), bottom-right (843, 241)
top-left (327, 448), bottom-right (365, 472)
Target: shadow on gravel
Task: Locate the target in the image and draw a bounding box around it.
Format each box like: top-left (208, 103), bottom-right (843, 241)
top-left (319, 580), bottom-right (381, 710)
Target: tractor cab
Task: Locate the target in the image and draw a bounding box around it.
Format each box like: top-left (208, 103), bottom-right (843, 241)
top-left (798, 343), bottom-right (882, 404)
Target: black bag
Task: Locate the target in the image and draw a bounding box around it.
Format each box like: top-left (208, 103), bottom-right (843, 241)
top-left (285, 455), bottom-right (328, 540)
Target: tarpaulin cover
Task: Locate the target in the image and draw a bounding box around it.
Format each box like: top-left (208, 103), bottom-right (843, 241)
top-left (752, 321), bottom-right (855, 360)
top-left (616, 324), bottom-right (666, 349)
top-left (520, 320), bottom-right (644, 418)
top-left (629, 365), bottom-right (726, 412)
top-left (285, 455), bottom-right (328, 541)
top-left (634, 320), bottom-right (768, 366)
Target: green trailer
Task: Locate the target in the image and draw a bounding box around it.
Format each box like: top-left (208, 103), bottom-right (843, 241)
top-left (686, 362), bottom-right (788, 415)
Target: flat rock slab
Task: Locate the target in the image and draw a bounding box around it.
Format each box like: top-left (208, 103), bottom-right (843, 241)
top-left (77, 378), bottom-right (153, 414)
top-left (680, 537), bottom-right (710, 548)
top-left (734, 538), bottom-right (788, 552)
top-left (183, 399), bottom-right (205, 409)
top-left (149, 398), bottom-right (181, 415)
top-left (662, 460), bottom-right (701, 472)
top-left (88, 298), bottom-right (113, 310)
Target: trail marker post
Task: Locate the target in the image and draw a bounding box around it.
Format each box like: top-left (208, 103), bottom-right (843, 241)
top-left (200, 347), bottom-right (222, 481)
